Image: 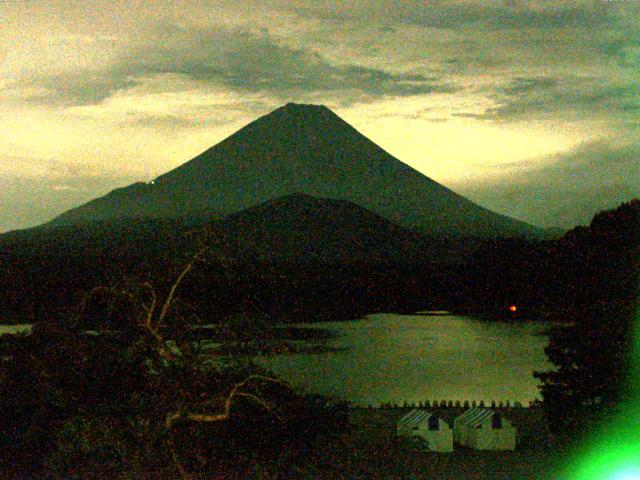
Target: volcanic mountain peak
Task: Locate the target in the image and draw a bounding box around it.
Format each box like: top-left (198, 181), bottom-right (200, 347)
top-left (47, 103), bottom-right (542, 238)
top-left (281, 102), bottom-right (330, 112)
top-left (219, 101), bottom-right (353, 146)
top-left (272, 102), bottom-right (338, 120)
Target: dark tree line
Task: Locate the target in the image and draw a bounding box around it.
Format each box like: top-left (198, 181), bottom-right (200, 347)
top-left (534, 200), bottom-right (640, 434)
top-left (0, 215), bottom-right (482, 324)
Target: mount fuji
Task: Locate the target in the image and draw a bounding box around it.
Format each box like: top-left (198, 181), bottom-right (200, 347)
top-left (48, 103), bottom-right (541, 238)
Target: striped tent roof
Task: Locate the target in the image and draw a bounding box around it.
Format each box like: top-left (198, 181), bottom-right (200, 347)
top-left (455, 408), bottom-right (495, 427)
top-left (397, 409), bottom-right (433, 429)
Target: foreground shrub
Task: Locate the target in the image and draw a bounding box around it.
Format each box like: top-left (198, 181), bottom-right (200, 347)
top-left (0, 252), bottom-right (348, 478)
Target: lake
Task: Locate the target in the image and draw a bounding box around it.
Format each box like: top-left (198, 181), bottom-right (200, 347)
top-left (0, 315), bottom-right (553, 407)
top-left (256, 313), bottom-right (553, 407)
top-left (0, 324), bottom-right (32, 336)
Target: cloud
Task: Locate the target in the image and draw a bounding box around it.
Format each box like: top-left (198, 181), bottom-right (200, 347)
top-left (452, 75), bottom-right (640, 121)
top-left (595, 9), bottom-right (640, 68)
top-left (30, 75), bottom-right (139, 106)
top-left (411, 4), bottom-right (608, 30)
top-left (51, 184), bottom-right (76, 192)
top-left (126, 113), bottom-right (220, 129)
top-left (294, 1), bottom-right (615, 30)
top-left (0, 171), bottom-right (141, 233)
top-left (15, 25), bottom-right (454, 107)
top-left (455, 140), bottom-right (640, 228)
top-left (292, 1), bottom-right (639, 80)
top-left (502, 77), bottom-right (558, 95)
top-left (0, 155), bottom-right (138, 180)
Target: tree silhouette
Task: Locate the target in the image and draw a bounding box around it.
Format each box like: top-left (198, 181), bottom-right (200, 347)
top-left (535, 200), bottom-right (640, 435)
top-left (0, 246), bottom-right (347, 479)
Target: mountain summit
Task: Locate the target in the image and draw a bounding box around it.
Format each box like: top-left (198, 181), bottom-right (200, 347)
top-left (49, 103), bottom-right (540, 237)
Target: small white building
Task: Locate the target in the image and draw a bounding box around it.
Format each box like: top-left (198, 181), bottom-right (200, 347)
top-left (453, 408), bottom-right (516, 451)
top-left (396, 409), bottom-right (453, 452)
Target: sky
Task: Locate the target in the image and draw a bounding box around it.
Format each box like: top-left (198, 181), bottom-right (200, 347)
top-left (1, 0), bottom-right (638, 233)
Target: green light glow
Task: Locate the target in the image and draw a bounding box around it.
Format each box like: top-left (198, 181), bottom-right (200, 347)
top-left (563, 308), bottom-right (640, 480)
top-left (610, 467), bottom-right (640, 480)
top-left (566, 437), bottom-right (640, 480)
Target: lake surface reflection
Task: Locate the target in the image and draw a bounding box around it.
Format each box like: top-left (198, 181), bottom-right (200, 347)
top-left (256, 313), bottom-right (553, 406)
top-left (0, 324), bottom-right (32, 336)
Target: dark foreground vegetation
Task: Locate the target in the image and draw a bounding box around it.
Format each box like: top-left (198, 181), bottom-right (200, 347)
top-left (0, 195), bottom-right (472, 324)
top-left (1, 198), bottom-right (637, 327)
top-left (0, 266), bottom-right (349, 479)
top-left (0, 200), bottom-right (637, 478)
top-left (534, 199), bottom-right (640, 437)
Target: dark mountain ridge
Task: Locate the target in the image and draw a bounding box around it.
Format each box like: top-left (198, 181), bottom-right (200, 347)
top-left (47, 103), bottom-right (542, 238)
top-left (216, 193), bottom-right (434, 263)
top-left (0, 193), bottom-right (467, 323)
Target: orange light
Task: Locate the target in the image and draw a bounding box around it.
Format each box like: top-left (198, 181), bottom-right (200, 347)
top-left (508, 305), bottom-right (517, 312)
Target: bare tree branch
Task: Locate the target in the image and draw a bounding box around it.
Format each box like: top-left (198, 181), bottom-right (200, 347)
top-left (166, 434), bottom-right (193, 480)
top-left (165, 375), bottom-right (291, 430)
top-left (140, 282), bottom-right (157, 324)
top-left (158, 248), bottom-right (207, 326)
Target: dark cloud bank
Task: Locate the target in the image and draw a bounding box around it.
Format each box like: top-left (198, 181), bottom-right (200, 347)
top-left (25, 26), bottom-right (454, 107)
top-left (454, 75), bottom-right (640, 121)
top-left (457, 141), bottom-right (640, 229)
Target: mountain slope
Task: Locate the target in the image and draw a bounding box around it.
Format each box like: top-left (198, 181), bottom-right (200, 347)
top-left (48, 103), bottom-right (541, 237)
top-left (197, 193), bottom-right (465, 320)
top-left (0, 193), bottom-right (467, 323)
top-left (215, 193), bottom-right (430, 262)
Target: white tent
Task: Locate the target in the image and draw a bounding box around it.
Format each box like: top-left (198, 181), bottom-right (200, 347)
top-left (396, 409), bottom-right (453, 452)
top-left (453, 408), bottom-right (516, 451)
